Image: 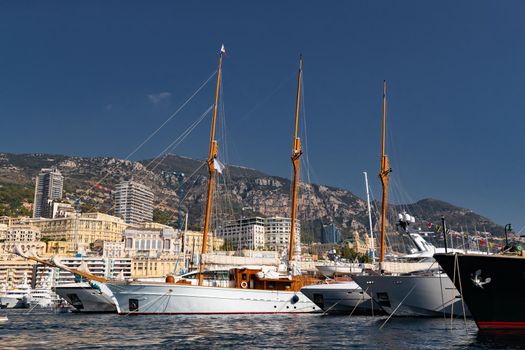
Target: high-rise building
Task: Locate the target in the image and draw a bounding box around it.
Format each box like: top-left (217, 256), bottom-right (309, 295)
top-left (321, 223), bottom-right (342, 244)
top-left (113, 181), bottom-right (154, 224)
top-left (33, 167), bottom-right (64, 218)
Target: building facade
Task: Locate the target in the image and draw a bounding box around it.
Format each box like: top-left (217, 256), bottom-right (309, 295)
top-left (0, 225), bottom-right (46, 257)
top-left (24, 212), bottom-right (128, 253)
top-left (123, 223), bottom-right (180, 258)
top-left (33, 167), bottom-right (64, 218)
top-left (0, 259), bottom-right (37, 289)
top-left (182, 230), bottom-right (223, 255)
top-left (216, 216), bottom-right (301, 254)
top-left (113, 180), bottom-right (154, 224)
top-left (217, 217), bottom-right (266, 250)
top-left (131, 257), bottom-right (182, 278)
top-left (321, 223), bottom-right (342, 244)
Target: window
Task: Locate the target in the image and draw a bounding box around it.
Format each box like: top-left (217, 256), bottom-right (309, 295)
top-left (129, 299), bottom-right (139, 311)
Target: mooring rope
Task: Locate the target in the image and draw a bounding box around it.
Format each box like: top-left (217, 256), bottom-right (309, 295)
top-left (379, 284), bottom-right (417, 330)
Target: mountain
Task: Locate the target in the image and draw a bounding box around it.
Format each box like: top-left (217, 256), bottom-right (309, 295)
top-left (0, 152), bottom-right (504, 241)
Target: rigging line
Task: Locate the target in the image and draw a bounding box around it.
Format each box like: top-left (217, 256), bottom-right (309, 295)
top-left (145, 104), bottom-right (213, 170)
top-left (87, 69), bottom-right (217, 195)
top-left (153, 161), bottom-right (208, 224)
top-left (112, 106), bottom-right (212, 213)
top-left (438, 265), bottom-right (446, 321)
top-left (450, 252), bottom-right (459, 329)
top-left (348, 286), bottom-right (371, 317)
top-left (127, 69), bottom-right (217, 161)
top-left (455, 254), bottom-right (469, 334)
top-left (235, 72), bottom-right (294, 125)
top-left (299, 74), bottom-right (312, 186)
top-left (178, 164), bottom-right (208, 203)
top-left (142, 105), bottom-right (214, 175)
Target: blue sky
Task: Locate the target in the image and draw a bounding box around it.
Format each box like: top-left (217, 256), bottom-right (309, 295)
top-left (1, 1), bottom-right (525, 230)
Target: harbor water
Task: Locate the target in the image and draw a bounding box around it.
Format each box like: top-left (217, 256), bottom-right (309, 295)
top-left (1, 310), bottom-right (525, 349)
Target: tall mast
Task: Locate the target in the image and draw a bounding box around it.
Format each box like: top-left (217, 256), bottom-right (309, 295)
top-left (198, 46), bottom-right (223, 286)
top-left (288, 55), bottom-right (303, 267)
top-left (379, 80), bottom-right (391, 265)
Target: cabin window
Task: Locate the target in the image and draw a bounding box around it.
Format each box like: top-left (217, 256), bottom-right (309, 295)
top-left (129, 299), bottom-right (139, 312)
top-left (241, 273), bottom-right (247, 281)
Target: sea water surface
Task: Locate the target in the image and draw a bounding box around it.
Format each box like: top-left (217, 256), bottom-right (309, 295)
top-left (1, 310), bottom-right (524, 349)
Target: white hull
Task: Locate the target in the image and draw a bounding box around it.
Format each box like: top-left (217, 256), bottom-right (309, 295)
top-left (301, 281), bottom-right (383, 315)
top-left (55, 283), bottom-right (116, 313)
top-left (106, 282), bottom-right (321, 314)
top-left (0, 296), bottom-right (29, 309)
top-left (316, 265), bottom-right (363, 277)
top-left (352, 274), bottom-right (470, 317)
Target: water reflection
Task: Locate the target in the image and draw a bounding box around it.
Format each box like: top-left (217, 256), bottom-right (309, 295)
top-left (473, 331), bottom-right (525, 349)
top-left (0, 310), bottom-right (517, 350)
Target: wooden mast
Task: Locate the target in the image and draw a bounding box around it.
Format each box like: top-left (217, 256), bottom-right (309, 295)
top-left (379, 80), bottom-right (391, 265)
top-left (288, 55), bottom-right (303, 268)
top-left (198, 47), bottom-right (223, 286)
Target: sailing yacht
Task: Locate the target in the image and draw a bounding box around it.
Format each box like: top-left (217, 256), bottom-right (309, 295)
top-left (105, 49), bottom-right (320, 314)
top-left (350, 82), bottom-right (475, 317)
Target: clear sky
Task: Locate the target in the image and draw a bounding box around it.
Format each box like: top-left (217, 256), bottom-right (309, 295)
top-left (1, 1), bottom-right (525, 230)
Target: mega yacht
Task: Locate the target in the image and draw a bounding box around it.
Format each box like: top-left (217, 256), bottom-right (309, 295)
top-left (55, 282), bottom-right (117, 313)
top-left (435, 249), bottom-right (525, 330)
top-left (0, 275), bottom-right (31, 309)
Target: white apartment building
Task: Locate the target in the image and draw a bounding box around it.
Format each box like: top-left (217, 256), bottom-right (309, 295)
top-left (265, 217), bottom-right (301, 255)
top-left (217, 217), bottom-right (266, 250)
top-left (113, 180), bottom-right (154, 224)
top-left (123, 223), bottom-right (180, 258)
top-left (216, 216), bottom-right (301, 254)
top-left (102, 241), bottom-right (125, 258)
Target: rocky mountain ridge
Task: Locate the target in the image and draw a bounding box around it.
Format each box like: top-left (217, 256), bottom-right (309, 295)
top-left (0, 152), bottom-right (504, 241)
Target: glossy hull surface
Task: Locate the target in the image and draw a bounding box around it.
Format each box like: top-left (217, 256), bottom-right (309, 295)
top-left (352, 274), bottom-right (470, 317)
top-left (106, 283), bottom-right (321, 315)
top-left (435, 253), bottom-right (525, 331)
top-left (55, 283), bottom-right (116, 313)
top-left (0, 296), bottom-right (29, 309)
top-left (301, 281), bottom-right (384, 315)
